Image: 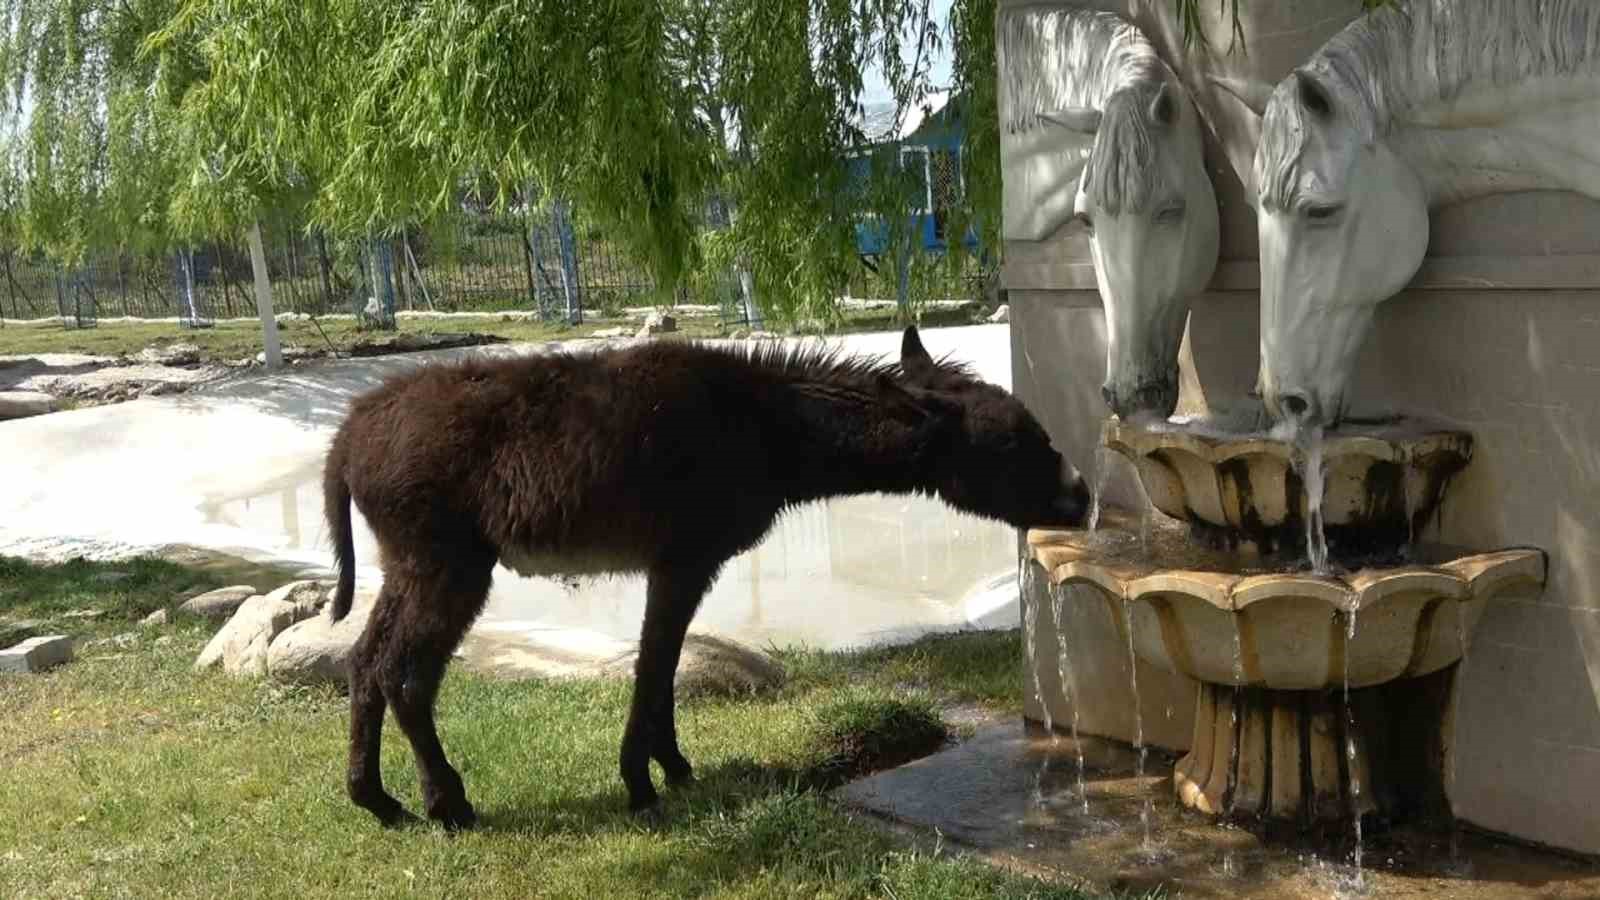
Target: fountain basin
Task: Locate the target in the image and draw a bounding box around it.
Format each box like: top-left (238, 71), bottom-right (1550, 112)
top-left (1027, 521), bottom-right (1546, 825)
top-left (1103, 416), bottom-right (1473, 557)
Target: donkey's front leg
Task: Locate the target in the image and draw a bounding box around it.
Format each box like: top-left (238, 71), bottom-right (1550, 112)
top-left (621, 560), bottom-right (718, 814)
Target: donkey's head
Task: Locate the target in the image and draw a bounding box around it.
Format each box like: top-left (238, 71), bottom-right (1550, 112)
top-left (897, 327), bottom-right (1090, 529)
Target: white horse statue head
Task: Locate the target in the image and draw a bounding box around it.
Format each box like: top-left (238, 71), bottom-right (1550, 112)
top-left (1000, 6), bottom-right (1219, 420)
top-left (1233, 0), bottom-right (1600, 425)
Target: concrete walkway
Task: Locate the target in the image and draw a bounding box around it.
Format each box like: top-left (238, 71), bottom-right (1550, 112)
top-left (0, 325), bottom-right (1021, 652)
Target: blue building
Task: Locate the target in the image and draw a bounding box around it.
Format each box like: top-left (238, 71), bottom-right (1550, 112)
top-left (848, 90), bottom-right (983, 260)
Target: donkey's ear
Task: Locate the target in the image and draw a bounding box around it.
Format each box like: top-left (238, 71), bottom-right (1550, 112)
top-left (901, 326), bottom-right (937, 380)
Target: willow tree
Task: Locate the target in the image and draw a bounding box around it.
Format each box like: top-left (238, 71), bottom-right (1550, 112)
top-left (146, 0), bottom-right (980, 323)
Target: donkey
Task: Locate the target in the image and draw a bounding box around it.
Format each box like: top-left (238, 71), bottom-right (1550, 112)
top-left (323, 326), bottom-right (1091, 828)
top-left (998, 5), bottom-right (1219, 420)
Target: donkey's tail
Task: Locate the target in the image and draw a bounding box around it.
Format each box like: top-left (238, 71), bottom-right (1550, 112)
top-left (324, 442), bottom-right (357, 623)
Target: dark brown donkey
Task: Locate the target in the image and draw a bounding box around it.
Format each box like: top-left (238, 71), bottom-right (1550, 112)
top-left (323, 326), bottom-right (1089, 829)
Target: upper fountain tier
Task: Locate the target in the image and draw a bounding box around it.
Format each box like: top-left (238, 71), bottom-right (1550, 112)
top-left (1103, 413), bottom-right (1472, 560)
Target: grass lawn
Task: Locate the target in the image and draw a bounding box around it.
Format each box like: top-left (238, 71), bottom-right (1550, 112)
top-left (0, 304), bottom-right (990, 365)
top-left (0, 554), bottom-right (1148, 900)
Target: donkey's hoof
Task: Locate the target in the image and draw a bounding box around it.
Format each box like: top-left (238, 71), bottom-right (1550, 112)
top-left (658, 753), bottom-right (695, 786)
top-left (628, 789), bottom-right (662, 820)
top-left (354, 790), bottom-right (417, 829)
top-left (428, 797), bottom-right (479, 832)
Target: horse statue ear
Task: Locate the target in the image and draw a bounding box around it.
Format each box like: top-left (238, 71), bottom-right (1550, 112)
top-left (1204, 74), bottom-right (1272, 205)
top-left (1205, 74), bottom-right (1272, 118)
top-left (1150, 82), bottom-right (1177, 126)
top-left (1039, 107), bottom-right (1102, 134)
top-left (1294, 70), bottom-right (1333, 119)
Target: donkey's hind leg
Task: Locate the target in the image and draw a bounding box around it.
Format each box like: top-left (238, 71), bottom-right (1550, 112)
top-left (375, 551), bottom-right (495, 830)
top-left (621, 560), bottom-right (719, 813)
top-left (346, 585), bottom-right (414, 827)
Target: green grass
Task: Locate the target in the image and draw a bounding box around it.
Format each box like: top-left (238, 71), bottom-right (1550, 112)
top-left (0, 304), bottom-right (989, 365)
top-left (0, 554), bottom-right (1144, 900)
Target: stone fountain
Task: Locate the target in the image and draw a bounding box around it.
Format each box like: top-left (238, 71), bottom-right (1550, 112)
top-left (1026, 424), bottom-right (1546, 827)
top-left (999, 0), bottom-right (1598, 854)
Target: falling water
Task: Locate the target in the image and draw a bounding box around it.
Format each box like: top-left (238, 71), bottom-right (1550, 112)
top-left (1277, 420), bottom-right (1330, 573)
top-left (1051, 585), bottom-right (1090, 814)
top-left (1402, 447), bottom-right (1419, 554)
top-left (1087, 446), bottom-right (1116, 533)
top-left (1447, 610), bottom-right (1473, 873)
top-left (1021, 554), bottom-right (1053, 807)
top-left (1122, 601), bottom-right (1153, 851)
top-left (1344, 601), bottom-right (1365, 889)
top-left (1227, 615), bottom-right (1246, 817)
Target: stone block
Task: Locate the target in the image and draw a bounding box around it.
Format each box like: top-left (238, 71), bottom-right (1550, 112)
top-left (0, 635), bottom-right (75, 673)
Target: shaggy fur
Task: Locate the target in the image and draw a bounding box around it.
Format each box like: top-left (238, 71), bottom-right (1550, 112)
top-left (323, 326), bottom-right (1089, 828)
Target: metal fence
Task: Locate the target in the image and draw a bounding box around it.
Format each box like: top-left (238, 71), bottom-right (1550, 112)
top-left (0, 200), bottom-right (988, 330)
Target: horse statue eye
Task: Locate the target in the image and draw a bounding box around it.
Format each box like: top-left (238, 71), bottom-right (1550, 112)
top-left (1155, 205), bottom-right (1185, 225)
top-left (1074, 212), bottom-right (1094, 233)
top-left (1306, 204), bottom-right (1343, 223)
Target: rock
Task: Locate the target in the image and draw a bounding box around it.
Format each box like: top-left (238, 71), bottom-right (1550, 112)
top-left (136, 343), bottom-right (201, 367)
top-left (591, 326), bottom-right (629, 339)
top-left (87, 632), bottom-right (139, 651)
top-left (748, 330), bottom-right (779, 341)
top-left (728, 328), bottom-right (749, 340)
top-left (0, 391), bottom-right (58, 420)
top-left (604, 634), bottom-right (785, 699)
top-left (178, 585), bottom-right (258, 620)
top-left (140, 609), bottom-right (169, 627)
top-left (153, 635), bottom-right (175, 647)
top-left (61, 608), bottom-right (104, 620)
top-left (986, 304), bottom-right (1010, 324)
top-left (0, 619), bottom-right (45, 646)
top-left (261, 580), bottom-right (334, 620)
top-left (635, 311), bottom-right (677, 338)
top-left (193, 595), bottom-right (302, 677)
top-left (255, 346), bottom-right (315, 366)
top-left (0, 635), bottom-right (74, 673)
top-left (266, 602), bottom-right (374, 688)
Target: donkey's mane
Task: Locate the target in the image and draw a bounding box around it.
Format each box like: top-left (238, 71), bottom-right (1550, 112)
top-left (734, 339), bottom-right (975, 385)
top-left (997, 5), bottom-right (1177, 215)
top-left (1258, 0), bottom-right (1600, 209)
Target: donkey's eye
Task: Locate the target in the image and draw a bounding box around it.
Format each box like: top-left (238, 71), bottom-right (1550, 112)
top-left (1154, 205), bottom-right (1185, 225)
top-left (1305, 203), bottom-right (1343, 225)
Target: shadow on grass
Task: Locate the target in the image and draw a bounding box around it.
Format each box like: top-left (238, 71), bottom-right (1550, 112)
top-left (477, 694), bottom-right (951, 836)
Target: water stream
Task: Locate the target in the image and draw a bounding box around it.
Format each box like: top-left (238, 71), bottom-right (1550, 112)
top-left (1447, 611), bottom-right (1475, 875)
top-left (1087, 446), bottom-right (1116, 533)
top-left (1302, 426), bottom-right (1330, 573)
top-left (1345, 601), bottom-right (1366, 891)
top-left (1121, 601), bottom-right (1154, 853)
top-left (1021, 554), bottom-right (1053, 806)
top-left (1049, 584), bottom-right (1091, 814)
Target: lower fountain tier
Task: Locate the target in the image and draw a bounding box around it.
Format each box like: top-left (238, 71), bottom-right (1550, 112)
top-left (1177, 681), bottom-right (1411, 825)
top-left (1026, 523), bottom-right (1547, 826)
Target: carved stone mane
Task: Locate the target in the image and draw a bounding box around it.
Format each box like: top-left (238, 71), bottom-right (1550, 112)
top-left (1258, 0), bottom-right (1600, 209)
top-left (998, 5), bottom-right (1180, 231)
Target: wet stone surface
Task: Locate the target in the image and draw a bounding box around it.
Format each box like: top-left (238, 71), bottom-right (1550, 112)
top-left (835, 723), bottom-right (1600, 899)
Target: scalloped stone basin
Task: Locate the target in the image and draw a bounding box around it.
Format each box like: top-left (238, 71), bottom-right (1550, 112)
top-left (1027, 522), bottom-right (1546, 825)
top-left (1102, 416), bottom-right (1473, 557)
